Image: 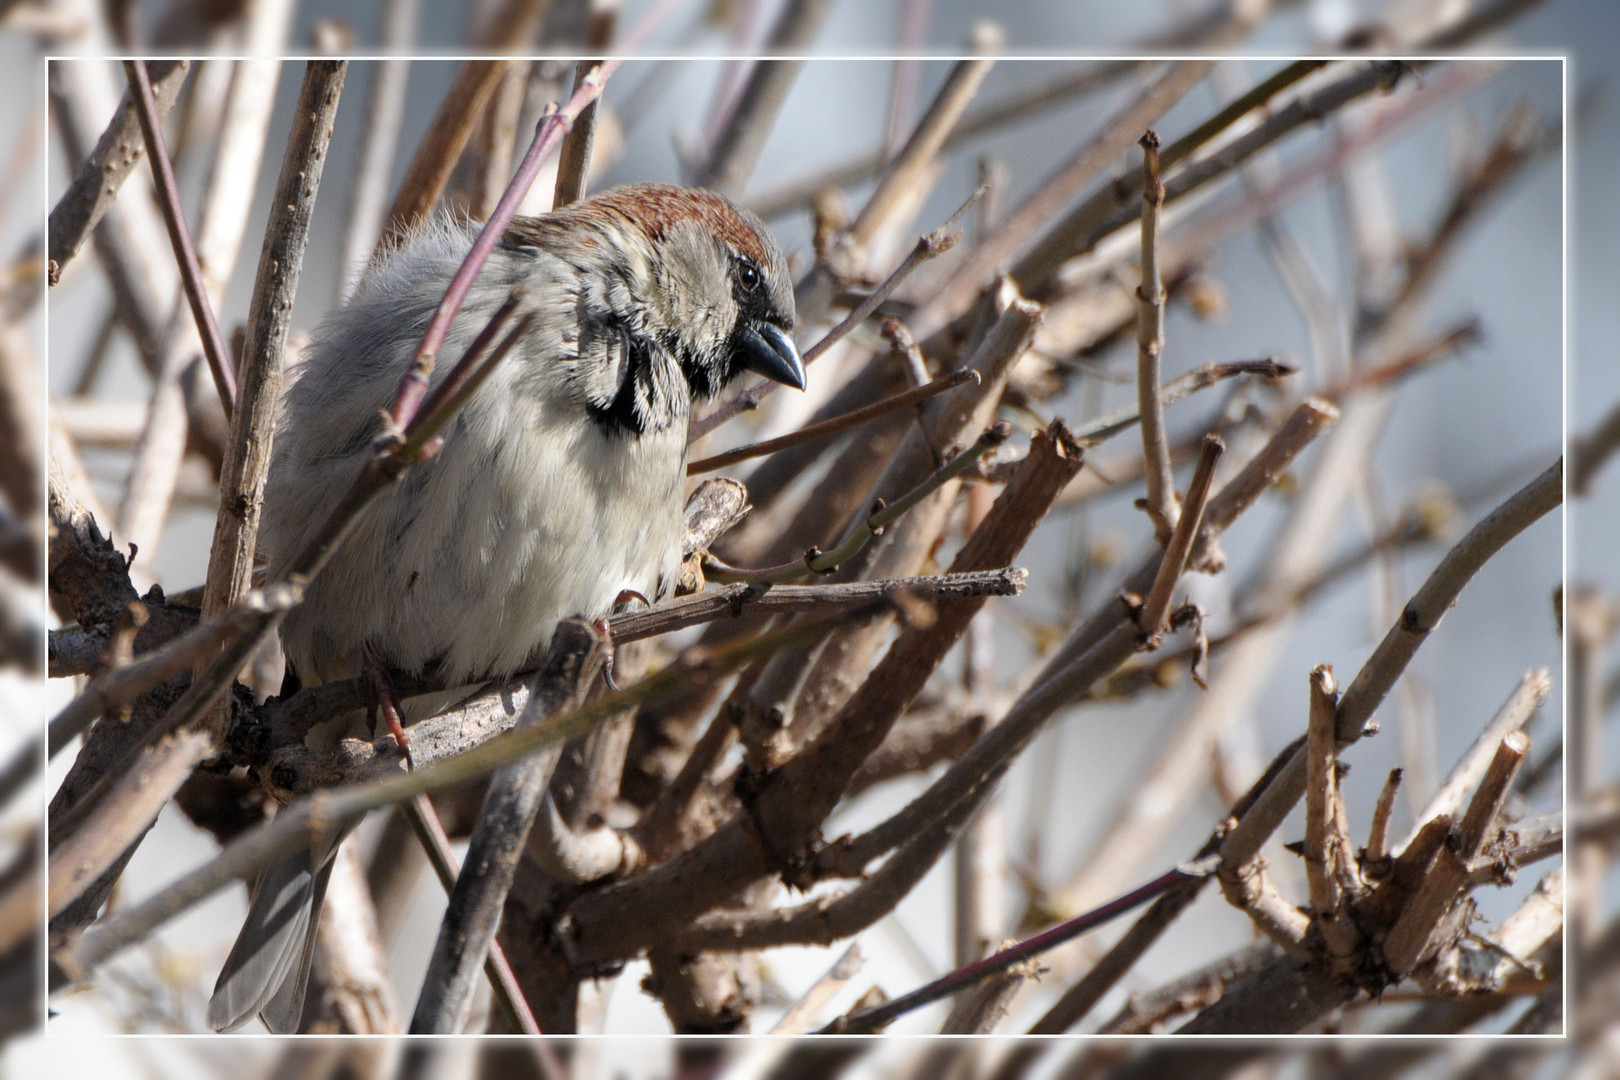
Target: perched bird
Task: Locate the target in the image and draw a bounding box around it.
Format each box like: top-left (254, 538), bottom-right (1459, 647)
top-left (208, 183), bottom-right (803, 1033)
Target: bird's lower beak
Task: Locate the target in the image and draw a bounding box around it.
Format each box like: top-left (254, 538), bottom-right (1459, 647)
top-left (736, 321), bottom-right (806, 390)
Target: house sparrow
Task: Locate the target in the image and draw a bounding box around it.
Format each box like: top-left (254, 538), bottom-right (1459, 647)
top-left (208, 183), bottom-right (803, 1033)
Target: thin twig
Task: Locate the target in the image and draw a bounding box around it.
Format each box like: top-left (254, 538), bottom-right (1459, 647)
top-left (748, 62), bottom-right (1142, 220)
top-left (380, 1), bottom-right (549, 236)
top-left (1098, 941), bottom-right (1280, 1034)
top-left (197, 58), bottom-right (347, 693)
top-left (848, 23), bottom-right (1001, 246)
top-left (552, 59), bottom-right (604, 209)
top-left (1134, 129), bottom-right (1176, 542)
top-left (1304, 665), bottom-right (1344, 923)
top-left (1068, 357), bottom-right (1294, 449)
top-left (704, 422), bottom-right (1011, 585)
top-left (124, 59), bottom-right (235, 417)
top-left (1011, 61), bottom-right (1418, 293)
top-left (1402, 668), bottom-right (1551, 851)
top-left (1136, 433), bottom-right (1222, 638)
top-left (1573, 401), bottom-right (1620, 494)
top-left (770, 941), bottom-right (864, 1034)
top-left (47, 59), bottom-right (189, 287)
top-left (400, 794), bottom-right (541, 1035)
top-left (118, 56), bottom-right (284, 572)
top-left (1027, 733), bottom-right (1307, 1035)
top-left (824, 858), bottom-right (1220, 1034)
top-left (387, 60), bottom-right (622, 432)
top-left (695, 0), bottom-right (835, 198)
top-left (912, 59), bottom-right (1216, 335)
top-left (48, 729), bottom-right (216, 918)
top-left (611, 568), bottom-right (1026, 640)
top-left (1335, 460), bottom-right (1562, 742)
top-left (1366, 768), bottom-right (1403, 867)
top-left (687, 369), bottom-right (978, 475)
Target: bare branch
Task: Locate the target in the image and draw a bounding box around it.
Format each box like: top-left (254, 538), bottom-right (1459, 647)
top-left (400, 793), bottom-right (541, 1035)
top-left (769, 941), bottom-right (863, 1034)
top-left (913, 59), bottom-right (1216, 334)
top-left (825, 859), bottom-right (1219, 1034)
top-left (1403, 669), bottom-right (1550, 850)
top-left (47, 59), bottom-right (189, 286)
top-left (123, 59), bottom-right (235, 417)
top-left (847, 23), bottom-right (1001, 246)
top-left (1336, 460), bottom-right (1562, 742)
top-left (409, 618), bottom-right (607, 1034)
top-left (1134, 130), bottom-right (1176, 541)
top-left (695, 0), bottom-right (835, 198)
top-left (1137, 433), bottom-right (1222, 638)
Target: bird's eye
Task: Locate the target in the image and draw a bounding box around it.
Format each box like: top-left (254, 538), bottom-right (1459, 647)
top-left (737, 260), bottom-right (761, 292)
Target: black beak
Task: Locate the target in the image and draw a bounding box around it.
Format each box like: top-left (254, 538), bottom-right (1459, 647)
top-left (735, 321), bottom-right (805, 390)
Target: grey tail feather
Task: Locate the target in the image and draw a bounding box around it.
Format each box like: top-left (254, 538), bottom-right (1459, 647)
top-left (259, 857), bottom-right (335, 1033)
top-left (207, 845), bottom-right (338, 1033)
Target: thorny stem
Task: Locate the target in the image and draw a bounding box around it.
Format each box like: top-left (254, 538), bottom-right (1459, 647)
top-left (704, 422), bottom-right (1012, 584)
top-left (123, 59), bottom-right (236, 418)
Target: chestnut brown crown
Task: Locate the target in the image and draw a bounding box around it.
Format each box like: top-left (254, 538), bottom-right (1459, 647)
top-left (503, 183), bottom-right (803, 435)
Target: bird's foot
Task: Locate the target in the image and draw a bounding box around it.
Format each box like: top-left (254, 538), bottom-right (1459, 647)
top-left (363, 645), bottom-right (414, 770)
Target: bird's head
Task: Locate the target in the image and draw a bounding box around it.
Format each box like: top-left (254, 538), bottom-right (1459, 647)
top-left (505, 183), bottom-right (802, 435)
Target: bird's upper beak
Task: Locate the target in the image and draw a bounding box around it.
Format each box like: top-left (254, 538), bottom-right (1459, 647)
top-left (736, 320), bottom-right (806, 390)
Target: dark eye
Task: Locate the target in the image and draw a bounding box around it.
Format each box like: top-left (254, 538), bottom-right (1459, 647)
top-left (737, 260), bottom-right (761, 292)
